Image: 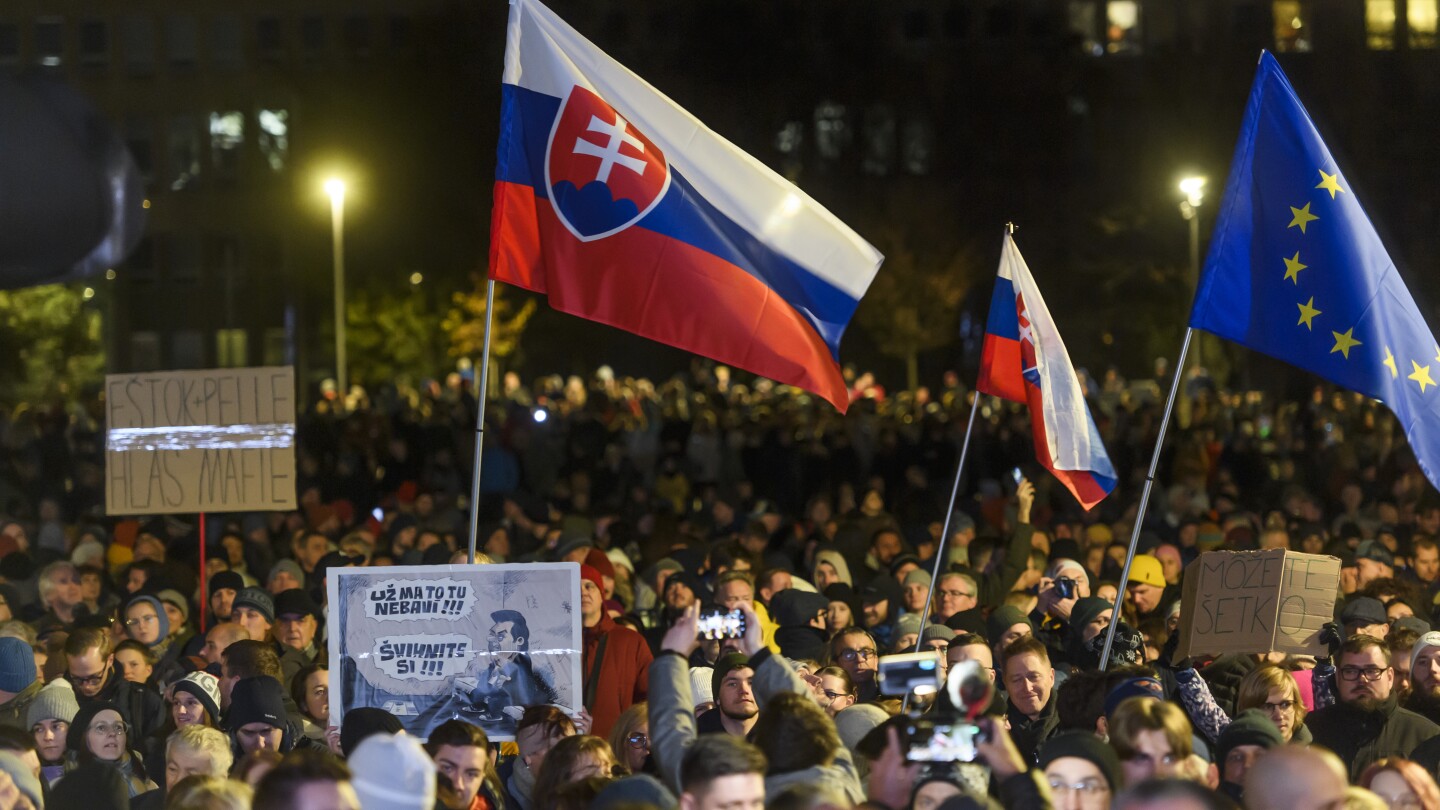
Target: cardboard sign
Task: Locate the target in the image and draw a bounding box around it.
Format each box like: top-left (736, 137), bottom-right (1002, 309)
top-left (1176, 549), bottom-right (1340, 658)
top-left (105, 367), bottom-right (297, 515)
top-left (328, 563), bottom-right (583, 741)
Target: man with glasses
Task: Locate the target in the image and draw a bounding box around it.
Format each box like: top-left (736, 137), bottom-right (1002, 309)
top-left (1306, 634), bottom-right (1440, 780)
top-left (933, 573), bottom-right (978, 624)
top-left (62, 627), bottom-right (165, 740)
top-left (829, 628), bottom-right (879, 702)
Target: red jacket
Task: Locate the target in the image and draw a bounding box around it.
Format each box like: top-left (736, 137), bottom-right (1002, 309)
top-left (582, 613), bottom-right (652, 739)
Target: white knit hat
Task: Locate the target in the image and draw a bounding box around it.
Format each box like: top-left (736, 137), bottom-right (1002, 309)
top-left (689, 666), bottom-right (715, 709)
top-left (350, 732), bottom-right (436, 810)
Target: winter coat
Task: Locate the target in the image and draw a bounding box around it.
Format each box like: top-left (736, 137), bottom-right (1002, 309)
top-left (582, 612), bottom-right (652, 739)
top-left (79, 667), bottom-right (168, 742)
top-left (1307, 693), bottom-right (1440, 781)
top-left (1006, 690), bottom-right (1060, 766)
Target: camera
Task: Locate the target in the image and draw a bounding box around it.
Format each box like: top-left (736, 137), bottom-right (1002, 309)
top-left (1054, 576), bottom-right (1077, 600)
top-left (877, 652), bottom-right (942, 696)
top-left (696, 607), bottom-right (745, 640)
top-left (897, 659), bottom-right (996, 763)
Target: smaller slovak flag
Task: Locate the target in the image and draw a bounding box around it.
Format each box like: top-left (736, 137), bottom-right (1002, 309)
top-left (977, 232), bottom-right (1117, 510)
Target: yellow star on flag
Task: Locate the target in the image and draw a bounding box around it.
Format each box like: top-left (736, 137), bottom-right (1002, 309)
top-left (1331, 328), bottom-right (1362, 359)
top-left (1434, 344), bottom-right (1440, 363)
top-left (1297, 297), bottom-right (1321, 330)
top-left (1289, 202), bottom-right (1319, 233)
top-left (1411, 360), bottom-right (1436, 393)
top-left (1316, 170), bottom-right (1345, 199)
top-left (1283, 252), bottom-right (1307, 284)
top-left (1385, 347), bottom-right (1399, 378)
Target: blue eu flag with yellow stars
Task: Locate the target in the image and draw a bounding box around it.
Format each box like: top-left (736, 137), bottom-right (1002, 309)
top-left (1191, 52), bottom-right (1440, 488)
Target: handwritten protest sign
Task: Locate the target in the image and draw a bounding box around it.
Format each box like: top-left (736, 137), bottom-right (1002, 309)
top-left (1176, 549), bottom-right (1340, 658)
top-left (105, 367), bottom-right (296, 515)
top-left (329, 563), bottom-right (581, 741)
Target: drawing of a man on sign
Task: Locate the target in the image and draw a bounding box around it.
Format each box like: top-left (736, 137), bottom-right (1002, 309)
top-left (466, 610), bottom-right (556, 721)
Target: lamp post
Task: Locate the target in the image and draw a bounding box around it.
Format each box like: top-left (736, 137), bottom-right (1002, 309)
top-left (1179, 176), bottom-right (1206, 367)
top-left (325, 177), bottom-right (347, 408)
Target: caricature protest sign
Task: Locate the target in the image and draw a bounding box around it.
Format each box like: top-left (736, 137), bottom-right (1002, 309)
top-left (105, 366), bottom-right (296, 515)
top-left (1176, 549), bottom-right (1340, 658)
top-left (328, 563), bottom-right (582, 740)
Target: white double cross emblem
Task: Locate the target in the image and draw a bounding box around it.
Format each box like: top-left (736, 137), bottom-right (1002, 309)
top-left (573, 111), bottom-right (647, 184)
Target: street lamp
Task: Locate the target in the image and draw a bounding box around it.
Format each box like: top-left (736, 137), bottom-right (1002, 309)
top-left (1179, 175), bottom-right (1206, 367)
top-left (325, 177), bottom-right (347, 408)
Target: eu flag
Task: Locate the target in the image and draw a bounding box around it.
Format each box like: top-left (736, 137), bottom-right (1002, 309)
top-left (1191, 52), bottom-right (1440, 488)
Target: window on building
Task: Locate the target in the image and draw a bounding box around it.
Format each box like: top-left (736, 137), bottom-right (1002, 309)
top-left (209, 111), bottom-right (244, 182)
top-left (1106, 1), bottom-right (1142, 53)
top-left (35, 18), bottom-right (63, 67)
top-left (212, 15), bottom-right (242, 69)
top-left (257, 17), bottom-right (282, 59)
top-left (263, 327), bottom-right (289, 367)
top-left (79, 20), bottom-right (108, 66)
top-left (1069, 2), bottom-right (1102, 54)
top-left (390, 15), bottom-right (412, 49)
top-left (343, 15), bottom-right (371, 55)
top-left (814, 102), bottom-right (849, 161)
top-left (171, 330), bottom-right (204, 369)
top-left (125, 116), bottom-right (154, 184)
top-left (1367, 0), bottom-right (1396, 48)
top-left (217, 329), bottom-right (248, 368)
top-left (257, 108), bottom-right (289, 172)
top-left (862, 105), bottom-right (895, 177)
top-left (121, 15), bottom-right (155, 75)
top-left (169, 115), bottom-right (201, 190)
top-left (1411, 0), bottom-right (1438, 47)
top-left (902, 118), bottom-right (934, 175)
top-left (301, 16), bottom-right (325, 55)
top-left (1272, 0), bottom-right (1312, 52)
top-left (0, 24), bottom-right (20, 65)
top-left (165, 15), bottom-right (197, 68)
top-left (130, 332), bottom-right (161, 372)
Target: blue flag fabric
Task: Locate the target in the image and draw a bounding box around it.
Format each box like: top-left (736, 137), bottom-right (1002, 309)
top-left (1190, 52), bottom-right (1440, 489)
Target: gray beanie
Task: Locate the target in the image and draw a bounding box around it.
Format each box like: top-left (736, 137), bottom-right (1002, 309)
top-left (0, 751), bottom-right (41, 808)
top-left (834, 704), bottom-right (890, 753)
top-left (25, 678), bottom-right (79, 727)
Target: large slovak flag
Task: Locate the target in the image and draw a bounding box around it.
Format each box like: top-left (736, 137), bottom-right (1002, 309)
top-left (489, 0), bottom-right (883, 411)
top-left (978, 233), bottom-right (1116, 510)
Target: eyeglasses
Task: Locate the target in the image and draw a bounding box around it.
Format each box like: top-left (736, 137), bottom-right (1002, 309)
top-left (1262, 699), bottom-right (1295, 713)
top-left (927, 642), bottom-right (950, 654)
top-left (939, 589), bottom-right (976, 600)
top-left (626, 733), bottom-right (649, 749)
top-left (68, 671), bottom-right (105, 687)
top-left (1339, 665), bottom-right (1391, 682)
top-left (1047, 777), bottom-right (1109, 796)
top-left (838, 648), bottom-right (876, 664)
top-left (821, 689), bottom-right (851, 702)
top-left (88, 721), bottom-right (128, 738)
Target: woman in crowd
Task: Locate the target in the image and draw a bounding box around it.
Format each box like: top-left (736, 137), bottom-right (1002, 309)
top-left (121, 594), bottom-right (185, 687)
top-left (144, 670), bottom-right (223, 770)
top-left (606, 702), bottom-right (651, 775)
top-left (530, 735), bottom-right (616, 808)
top-left (292, 664), bottom-right (330, 744)
top-left (1359, 758), bottom-right (1440, 810)
top-left (67, 702), bottom-right (157, 797)
top-left (113, 639), bottom-right (156, 686)
top-left (27, 679), bottom-right (78, 787)
top-left (1039, 731), bottom-right (1124, 810)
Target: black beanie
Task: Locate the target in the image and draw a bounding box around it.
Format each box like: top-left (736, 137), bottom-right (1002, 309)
top-left (50, 761), bottom-right (130, 810)
top-left (209, 570), bottom-right (245, 595)
top-left (226, 676), bottom-right (287, 732)
top-left (1215, 709), bottom-right (1283, 774)
top-left (711, 652), bottom-right (750, 703)
top-left (1038, 731), bottom-right (1123, 793)
top-left (66, 701), bottom-right (122, 756)
top-left (1068, 597), bottom-right (1112, 640)
top-left (340, 707), bottom-right (404, 757)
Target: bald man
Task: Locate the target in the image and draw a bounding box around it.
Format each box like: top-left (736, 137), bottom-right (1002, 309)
top-left (1242, 745), bottom-right (1347, 810)
top-left (201, 622), bottom-right (250, 668)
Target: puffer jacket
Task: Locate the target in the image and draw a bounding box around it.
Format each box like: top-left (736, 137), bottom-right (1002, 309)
top-left (1307, 694), bottom-right (1440, 781)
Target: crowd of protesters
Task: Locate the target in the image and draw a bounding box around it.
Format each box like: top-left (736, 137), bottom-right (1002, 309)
top-left (0, 360), bottom-right (1435, 809)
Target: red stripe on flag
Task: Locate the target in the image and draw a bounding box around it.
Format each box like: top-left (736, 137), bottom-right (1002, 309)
top-left (488, 180), bottom-right (850, 411)
top-left (978, 334), bottom-right (1027, 404)
top-left (1024, 382), bottom-right (1107, 510)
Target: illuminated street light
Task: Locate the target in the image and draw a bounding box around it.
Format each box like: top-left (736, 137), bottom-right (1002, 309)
top-left (325, 177), bottom-right (348, 408)
top-left (1179, 175), bottom-right (1207, 367)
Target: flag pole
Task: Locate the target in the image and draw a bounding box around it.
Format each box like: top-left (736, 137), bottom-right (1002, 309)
top-left (466, 279), bottom-right (498, 565)
top-left (1099, 326), bottom-right (1194, 668)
